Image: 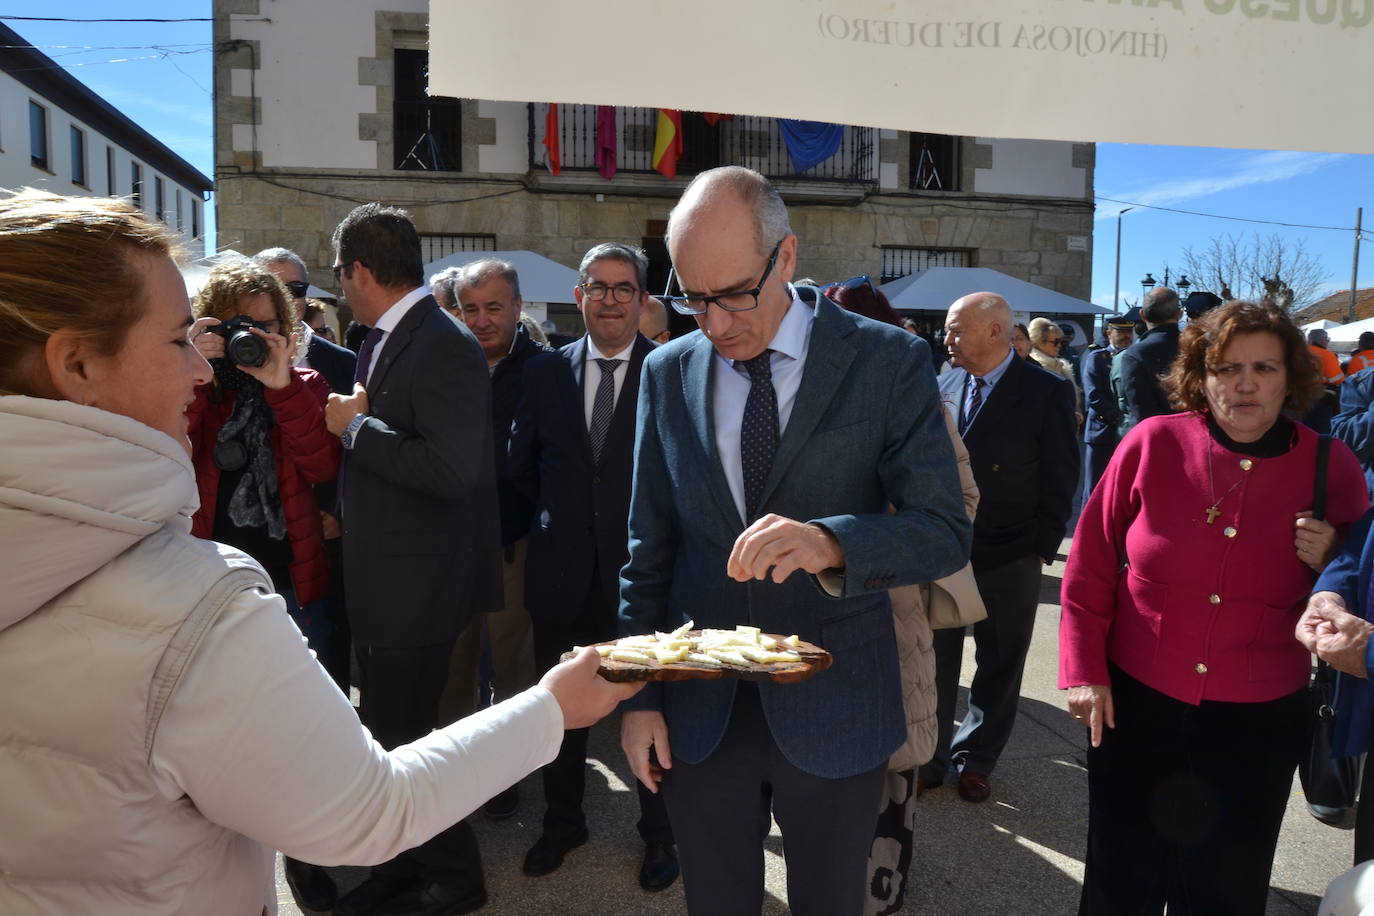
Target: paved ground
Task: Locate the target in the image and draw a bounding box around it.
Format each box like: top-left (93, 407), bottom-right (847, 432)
top-left (277, 540), bottom-right (1354, 914)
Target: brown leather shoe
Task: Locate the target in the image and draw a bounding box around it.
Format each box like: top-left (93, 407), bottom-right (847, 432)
top-left (957, 771), bottom-right (991, 803)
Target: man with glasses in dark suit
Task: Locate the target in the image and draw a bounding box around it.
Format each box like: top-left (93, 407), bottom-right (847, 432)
top-left (618, 167), bottom-right (970, 914)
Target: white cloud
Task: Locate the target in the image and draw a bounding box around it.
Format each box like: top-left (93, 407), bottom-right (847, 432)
top-left (1096, 151), bottom-right (1344, 221)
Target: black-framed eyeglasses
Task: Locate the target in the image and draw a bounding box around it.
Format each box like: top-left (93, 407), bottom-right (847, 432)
top-left (331, 263), bottom-right (344, 283)
top-left (662, 242), bottom-right (782, 316)
top-left (284, 280), bottom-right (310, 299)
top-left (580, 282), bottom-right (640, 304)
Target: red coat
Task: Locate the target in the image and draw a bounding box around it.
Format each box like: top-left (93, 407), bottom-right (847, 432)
top-left (188, 369), bottom-right (341, 604)
top-left (1060, 412), bottom-right (1369, 704)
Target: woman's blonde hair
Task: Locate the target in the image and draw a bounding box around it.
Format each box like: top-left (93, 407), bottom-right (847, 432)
top-left (0, 188), bottom-right (178, 395)
top-left (193, 258), bottom-right (300, 360)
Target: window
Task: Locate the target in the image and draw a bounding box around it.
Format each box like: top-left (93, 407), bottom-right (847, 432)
top-left (106, 146), bottom-right (116, 195)
top-left (419, 233), bottom-right (495, 263)
top-left (29, 101), bottom-right (49, 170)
top-left (909, 133), bottom-right (960, 191)
top-left (393, 48), bottom-right (462, 171)
top-left (880, 246), bottom-right (972, 283)
top-left (190, 198), bottom-right (200, 238)
top-left (69, 126), bottom-right (87, 186)
top-left (154, 177), bottom-right (165, 222)
top-left (131, 162), bottom-right (143, 208)
top-left (174, 189), bottom-right (183, 231)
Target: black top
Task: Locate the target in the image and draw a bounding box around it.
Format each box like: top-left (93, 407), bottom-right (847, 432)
top-left (491, 324), bottom-right (554, 545)
top-left (211, 465), bottom-right (292, 588)
top-left (1205, 413), bottom-right (1295, 458)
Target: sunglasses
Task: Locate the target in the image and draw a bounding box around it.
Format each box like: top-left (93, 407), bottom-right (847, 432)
top-left (284, 280), bottom-right (310, 299)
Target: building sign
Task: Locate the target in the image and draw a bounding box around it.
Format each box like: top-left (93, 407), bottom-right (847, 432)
top-left (429, 0), bottom-right (1371, 154)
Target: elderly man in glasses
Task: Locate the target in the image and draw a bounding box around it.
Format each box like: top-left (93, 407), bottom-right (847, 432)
top-left (618, 166), bottom-right (970, 915)
top-left (505, 242), bottom-right (678, 890)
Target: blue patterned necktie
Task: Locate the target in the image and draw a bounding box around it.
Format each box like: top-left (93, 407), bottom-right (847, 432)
top-left (741, 350), bottom-right (779, 521)
top-left (588, 358), bottom-right (622, 464)
top-left (354, 326), bottom-right (384, 386)
top-left (962, 375), bottom-right (986, 434)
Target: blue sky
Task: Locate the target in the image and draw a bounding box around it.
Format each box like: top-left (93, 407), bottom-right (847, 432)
top-left (6, 4), bottom-right (1371, 309)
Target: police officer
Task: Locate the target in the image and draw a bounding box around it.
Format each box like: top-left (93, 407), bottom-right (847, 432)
top-left (1082, 314), bottom-right (1136, 502)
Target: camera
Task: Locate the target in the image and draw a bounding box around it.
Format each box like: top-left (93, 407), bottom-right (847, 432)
top-left (208, 314), bottom-right (271, 368)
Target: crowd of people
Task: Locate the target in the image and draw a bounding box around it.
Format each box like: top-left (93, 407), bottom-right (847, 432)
top-left (4, 167), bottom-right (1374, 916)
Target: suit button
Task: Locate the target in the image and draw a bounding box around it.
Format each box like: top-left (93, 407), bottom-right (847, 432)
top-left (1195, 662), bottom-right (1208, 675)
top-left (991, 464), bottom-right (1000, 471)
top-left (592, 475), bottom-right (601, 485)
top-left (1208, 594), bottom-right (1220, 605)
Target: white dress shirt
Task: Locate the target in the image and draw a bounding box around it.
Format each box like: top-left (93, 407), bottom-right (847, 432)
top-left (358, 286), bottom-right (431, 385)
top-left (711, 289), bottom-right (815, 523)
top-left (582, 337), bottom-right (636, 430)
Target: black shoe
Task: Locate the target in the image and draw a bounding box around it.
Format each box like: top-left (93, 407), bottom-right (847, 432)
top-left (482, 784), bottom-right (519, 820)
top-left (333, 874), bottom-right (412, 916)
top-left (372, 880), bottom-right (487, 916)
top-left (521, 829), bottom-right (589, 877)
top-left (283, 856), bottom-right (337, 912)
top-left (638, 842), bottom-right (680, 892)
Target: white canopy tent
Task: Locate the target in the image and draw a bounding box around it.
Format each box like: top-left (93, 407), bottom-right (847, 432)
top-left (880, 267), bottom-right (1110, 317)
top-left (424, 250), bottom-right (579, 305)
top-left (180, 249), bottom-right (333, 300)
top-left (1303, 319), bottom-right (1342, 332)
top-left (1326, 317), bottom-right (1374, 350)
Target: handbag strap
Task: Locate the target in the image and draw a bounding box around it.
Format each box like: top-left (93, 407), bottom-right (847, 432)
top-left (1313, 434), bottom-right (1331, 522)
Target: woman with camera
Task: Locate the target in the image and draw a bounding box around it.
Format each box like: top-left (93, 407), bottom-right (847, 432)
top-left (0, 189), bottom-right (639, 915)
top-left (189, 259), bottom-right (339, 651)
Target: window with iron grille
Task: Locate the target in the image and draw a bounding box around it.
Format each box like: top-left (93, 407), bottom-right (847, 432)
top-left (394, 49), bottom-right (462, 171)
top-left (420, 233), bottom-right (497, 263)
top-left (909, 133), bottom-right (960, 191)
top-left (880, 246), bottom-right (971, 283)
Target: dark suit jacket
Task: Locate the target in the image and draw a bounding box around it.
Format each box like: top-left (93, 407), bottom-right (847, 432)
top-left (1116, 323), bottom-right (1180, 433)
top-left (620, 298), bottom-right (971, 779)
top-left (492, 324), bottom-right (553, 546)
top-left (340, 295), bottom-right (502, 647)
top-left (939, 354), bottom-right (1079, 569)
top-left (1081, 346), bottom-right (1122, 446)
top-left (508, 334), bottom-right (653, 620)
top-left (306, 333), bottom-right (357, 395)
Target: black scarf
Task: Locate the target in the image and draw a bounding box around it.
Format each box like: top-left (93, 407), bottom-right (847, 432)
top-left (211, 359), bottom-right (286, 540)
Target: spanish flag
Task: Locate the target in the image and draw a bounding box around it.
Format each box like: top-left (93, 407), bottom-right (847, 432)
top-left (542, 104), bottom-right (561, 176)
top-left (652, 109), bottom-right (683, 179)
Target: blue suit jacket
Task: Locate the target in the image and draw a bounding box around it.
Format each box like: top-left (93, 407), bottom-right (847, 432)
top-left (1313, 508), bottom-right (1374, 759)
top-left (509, 334), bottom-right (655, 618)
top-left (1081, 346), bottom-right (1122, 447)
top-left (939, 355), bottom-right (1079, 568)
top-left (1331, 366), bottom-right (1374, 496)
top-left (306, 333), bottom-right (357, 395)
top-left (619, 297), bottom-right (971, 779)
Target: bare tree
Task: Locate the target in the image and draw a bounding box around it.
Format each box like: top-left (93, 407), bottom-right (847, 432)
top-left (1179, 233), bottom-right (1329, 311)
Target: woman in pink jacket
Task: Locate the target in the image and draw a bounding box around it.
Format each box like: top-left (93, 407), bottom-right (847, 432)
top-left (1060, 300), bottom-right (1370, 916)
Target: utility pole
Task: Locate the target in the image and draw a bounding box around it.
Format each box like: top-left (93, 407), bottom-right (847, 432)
top-left (1350, 207), bottom-right (1364, 324)
top-left (1114, 207), bottom-right (1133, 316)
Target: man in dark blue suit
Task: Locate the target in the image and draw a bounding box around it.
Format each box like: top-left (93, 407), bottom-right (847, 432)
top-left (921, 293), bottom-right (1078, 804)
top-left (508, 243), bottom-right (677, 891)
top-left (1080, 315), bottom-right (1134, 502)
top-left (323, 205), bottom-right (500, 916)
top-left (619, 167), bottom-right (970, 914)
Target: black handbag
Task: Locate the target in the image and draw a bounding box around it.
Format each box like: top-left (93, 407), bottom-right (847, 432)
top-left (1297, 434), bottom-right (1364, 828)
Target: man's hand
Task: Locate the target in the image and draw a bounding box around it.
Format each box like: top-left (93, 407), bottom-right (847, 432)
top-left (726, 515), bottom-right (844, 584)
top-left (1065, 684), bottom-right (1115, 748)
top-left (540, 647), bottom-right (644, 730)
top-left (1297, 591), bottom-right (1373, 678)
top-left (326, 383), bottom-right (369, 436)
top-left (620, 709), bottom-right (672, 793)
top-left (320, 511), bottom-right (341, 540)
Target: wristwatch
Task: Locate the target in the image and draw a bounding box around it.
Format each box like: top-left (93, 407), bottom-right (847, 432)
top-left (340, 413), bottom-right (368, 450)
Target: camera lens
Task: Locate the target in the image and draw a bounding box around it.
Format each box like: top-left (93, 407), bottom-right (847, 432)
top-left (227, 329), bottom-right (268, 367)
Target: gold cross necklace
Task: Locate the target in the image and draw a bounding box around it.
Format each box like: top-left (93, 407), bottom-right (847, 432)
top-left (1205, 446), bottom-right (1252, 524)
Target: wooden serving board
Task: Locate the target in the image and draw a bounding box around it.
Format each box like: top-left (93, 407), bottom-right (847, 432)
top-left (564, 632), bottom-right (833, 684)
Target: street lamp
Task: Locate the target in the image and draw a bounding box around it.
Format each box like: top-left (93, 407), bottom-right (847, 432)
top-left (1113, 207), bottom-right (1134, 314)
top-left (1141, 273), bottom-right (1157, 295)
top-left (1177, 275), bottom-right (1192, 299)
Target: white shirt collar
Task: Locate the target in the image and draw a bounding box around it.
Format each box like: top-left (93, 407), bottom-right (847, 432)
top-left (723, 287), bottom-right (813, 371)
top-left (372, 286), bottom-right (431, 335)
top-left (586, 336), bottom-right (635, 363)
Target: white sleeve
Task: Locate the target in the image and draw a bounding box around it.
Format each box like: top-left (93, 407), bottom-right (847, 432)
top-left (149, 588), bottom-right (564, 865)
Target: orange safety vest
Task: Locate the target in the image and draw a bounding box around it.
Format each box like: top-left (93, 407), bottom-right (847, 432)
top-left (1311, 345), bottom-right (1344, 385)
top-left (1347, 349), bottom-right (1374, 376)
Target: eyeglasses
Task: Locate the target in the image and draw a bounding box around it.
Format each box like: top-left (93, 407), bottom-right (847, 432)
top-left (331, 263), bottom-right (344, 283)
top-left (580, 282), bottom-right (641, 304)
top-left (284, 280), bottom-right (310, 299)
top-left (662, 242), bottom-right (782, 316)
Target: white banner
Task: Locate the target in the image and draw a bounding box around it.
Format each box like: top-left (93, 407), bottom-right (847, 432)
top-left (429, 0), bottom-right (1372, 154)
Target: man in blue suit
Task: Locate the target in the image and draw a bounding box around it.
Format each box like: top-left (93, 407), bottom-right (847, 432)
top-left (1080, 315), bottom-right (1134, 502)
top-left (618, 167), bottom-right (971, 914)
top-left (507, 243), bottom-right (677, 890)
top-left (922, 293), bottom-right (1078, 804)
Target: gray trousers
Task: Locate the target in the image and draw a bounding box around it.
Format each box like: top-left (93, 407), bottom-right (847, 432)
top-left (921, 553), bottom-right (1043, 782)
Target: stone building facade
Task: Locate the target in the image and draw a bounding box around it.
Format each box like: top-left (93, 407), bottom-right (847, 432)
top-left (214, 0), bottom-right (1093, 330)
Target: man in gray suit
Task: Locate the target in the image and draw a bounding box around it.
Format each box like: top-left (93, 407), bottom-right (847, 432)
top-left (618, 167), bottom-right (970, 914)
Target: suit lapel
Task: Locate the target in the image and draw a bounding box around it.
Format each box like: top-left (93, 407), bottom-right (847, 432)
top-left (600, 334), bottom-right (652, 467)
top-left (966, 353), bottom-right (1023, 436)
top-left (680, 335), bottom-right (744, 529)
top-left (559, 337), bottom-right (594, 464)
top-left (366, 296), bottom-right (434, 399)
top-left (755, 298), bottom-right (855, 513)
